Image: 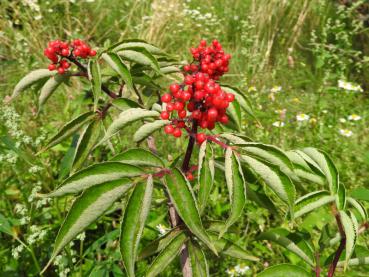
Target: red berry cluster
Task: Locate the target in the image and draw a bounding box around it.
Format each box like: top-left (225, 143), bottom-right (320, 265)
top-left (44, 39), bottom-right (97, 74)
top-left (160, 40), bottom-right (234, 144)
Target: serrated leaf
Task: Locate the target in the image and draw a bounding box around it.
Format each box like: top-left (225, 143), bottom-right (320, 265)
top-left (43, 179), bottom-right (133, 271)
top-left (120, 175), bottom-right (153, 277)
top-left (12, 69), bottom-right (55, 99)
top-left (117, 47), bottom-right (160, 73)
top-left (340, 210), bottom-right (358, 268)
top-left (227, 101), bottom-right (242, 131)
top-left (38, 73), bottom-right (68, 110)
top-left (257, 229), bottom-right (314, 266)
top-left (197, 141), bottom-right (215, 213)
top-left (208, 233), bottom-right (259, 261)
top-left (42, 111), bottom-right (96, 152)
top-left (241, 143), bottom-right (296, 181)
top-left (257, 264), bottom-right (311, 277)
top-left (88, 59), bottom-right (102, 111)
top-left (294, 190), bottom-right (335, 218)
top-left (219, 133), bottom-right (252, 145)
top-left (302, 148), bottom-right (339, 194)
top-left (71, 119), bottom-right (102, 173)
top-left (336, 183), bottom-right (346, 210)
top-left (112, 98), bottom-right (142, 111)
top-left (347, 197), bottom-right (367, 221)
top-left (46, 162), bottom-right (143, 197)
top-left (133, 120), bottom-right (169, 143)
top-left (111, 148), bottom-right (164, 167)
top-left (221, 148), bottom-right (246, 237)
top-left (240, 155), bottom-right (295, 212)
top-left (102, 52), bottom-right (133, 90)
top-left (101, 108), bottom-right (159, 143)
top-left (188, 241), bottom-right (209, 277)
top-left (164, 168), bottom-right (217, 255)
top-left (221, 85), bottom-right (255, 119)
top-left (138, 229), bottom-right (184, 260)
top-left (112, 39), bottom-right (163, 55)
top-left (145, 231), bottom-right (187, 277)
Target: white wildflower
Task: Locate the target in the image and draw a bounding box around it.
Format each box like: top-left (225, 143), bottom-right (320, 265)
top-left (338, 80), bottom-right (363, 92)
top-left (272, 121), bottom-right (285, 127)
top-left (12, 244), bottom-right (24, 259)
top-left (235, 264), bottom-right (250, 275)
top-left (270, 86), bottom-right (282, 93)
top-left (77, 232), bottom-right (86, 241)
top-left (226, 267), bottom-right (236, 276)
top-left (348, 114), bottom-right (361, 121)
top-left (339, 129), bottom-right (353, 137)
top-left (156, 224), bottom-right (170, 236)
top-left (296, 113), bottom-right (310, 121)
top-left (339, 118), bottom-right (346, 123)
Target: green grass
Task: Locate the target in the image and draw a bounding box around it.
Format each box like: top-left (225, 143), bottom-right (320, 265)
top-left (1, 0), bottom-right (369, 276)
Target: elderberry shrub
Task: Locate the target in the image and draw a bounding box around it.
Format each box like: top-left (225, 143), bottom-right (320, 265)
top-left (161, 39), bottom-right (234, 143)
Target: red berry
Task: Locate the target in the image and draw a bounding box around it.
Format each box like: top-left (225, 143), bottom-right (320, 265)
top-left (48, 64), bottom-right (56, 71)
top-left (74, 49), bottom-right (81, 56)
top-left (61, 49), bottom-right (69, 56)
top-left (186, 172), bottom-right (194, 181)
top-left (178, 110), bottom-right (186, 118)
top-left (173, 128), bottom-right (182, 138)
top-left (164, 125), bottom-right (174, 134)
top-left (176, 121), bottom-right (186, 128)
top-left (226, 93), bottom-right (235, 102)
top-left (57, 67), bottom-right (65, 74)
top-left (160, 111), bottom-right (170, 120)
top-left (219, 114), bottom-right (229, 124)
top-left (170, 84), bottom-right (180, 94)
top-left (196, 133), bottom-right (207, 144)
top-left (161, 93), bottom-right (172, 103)
top-left (184, 65), bottom-right (191, 71)
top-left (166, 103), bottom-right (174, 112)
top-left (89, 49), bottom-right (97, 56)
top-left (207, 108), bottom-right (218, 121)
top-left (174, 102), bottom-right (184, 111)
top-left (192, 110), bottom-right (202, 119)
top-left (184, 75), bottom-right (194, 85)
top-left (187, 102), bottom-right (195, 112)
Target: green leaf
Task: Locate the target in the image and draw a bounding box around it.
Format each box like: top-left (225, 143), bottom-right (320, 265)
top-left (138, 229), bottom-right (184, 260)
top-left (112, 98), bottom-right (142, 111)
top-left (219, 133), bottom-right (252, 145)
top-left (294, 190), bottom-right (335, 218)
top-left (302, 148), bottom-right (339, 194)
top-left (38, 73), bottom-right (68, 110)
top-left (350, 187), bottom-right (369, 202)
top-left (241, 143), bottom-right (296, 181)
top-left (227, 101), bottom-right (242, 131)
top-left (337, 257), bottom-right (369, 267)
top-left (347, 197), bottom-right (367, 221)
top-left (340, 210), bottom-right (358, 268)
top-left (102, 52), bottom-right (133, 90)
top-left (197, 141), bottom-right (215, 214)
top-left (41, 111), bottom-right (96, 152)
top-left (46, 162), bottom-right (143, 197)
top-left (112, 39), bottom-right (163, 55)
top-left (208, 233), bottom-right (259, 261)
top-left (88, 59), bottom-right (102, 111)
top-left (240, 155), bottom-right (295, 212)
top-left (188, 241), bottom-right (209, 277)
top-left (0, 213), bottom-right (16, 237)
top-left (11, 69), bottom-right (55, 99)
top-left (101, 108), bottom-right (159, 143)
top-left (71, 119), bottom-right (102, 173)
top-left (111, 148), bottom-right (164, 167)
top-left (221, 148), bottom-right (246, 237)
top-left (257, 229), bottom-right (314, 266)
top-left (145, 231), bottom-right (187, 277)
top-left (133, 120), bottom-right (169, 143)
top-left (221, 85), bottom-right (255, 119)
top-left (164, 168), bottom-right (217, 255)
top-left (117, 47), bottom-right (160, 73)
top-left (257, 264), bottom-right (311, 277)
top-left (44, 179), bottom-right (133, 271)
top-left (336, 183), bottom-right (346, 210)
top-left (120, 175), bottom-right (153, 277)
top-left (160, 65), bottom-right (180, 74)
top-left (286, 151), bottom-right (325, 185)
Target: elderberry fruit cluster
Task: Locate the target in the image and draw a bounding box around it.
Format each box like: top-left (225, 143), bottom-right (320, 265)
top-left (44, 39), bottom-right (96, 74)
top-left (160, 39), bottom-right (234, 144)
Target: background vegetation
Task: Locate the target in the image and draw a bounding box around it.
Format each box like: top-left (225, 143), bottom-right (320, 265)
top-left (1, 0), bottom-right (369, 276)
